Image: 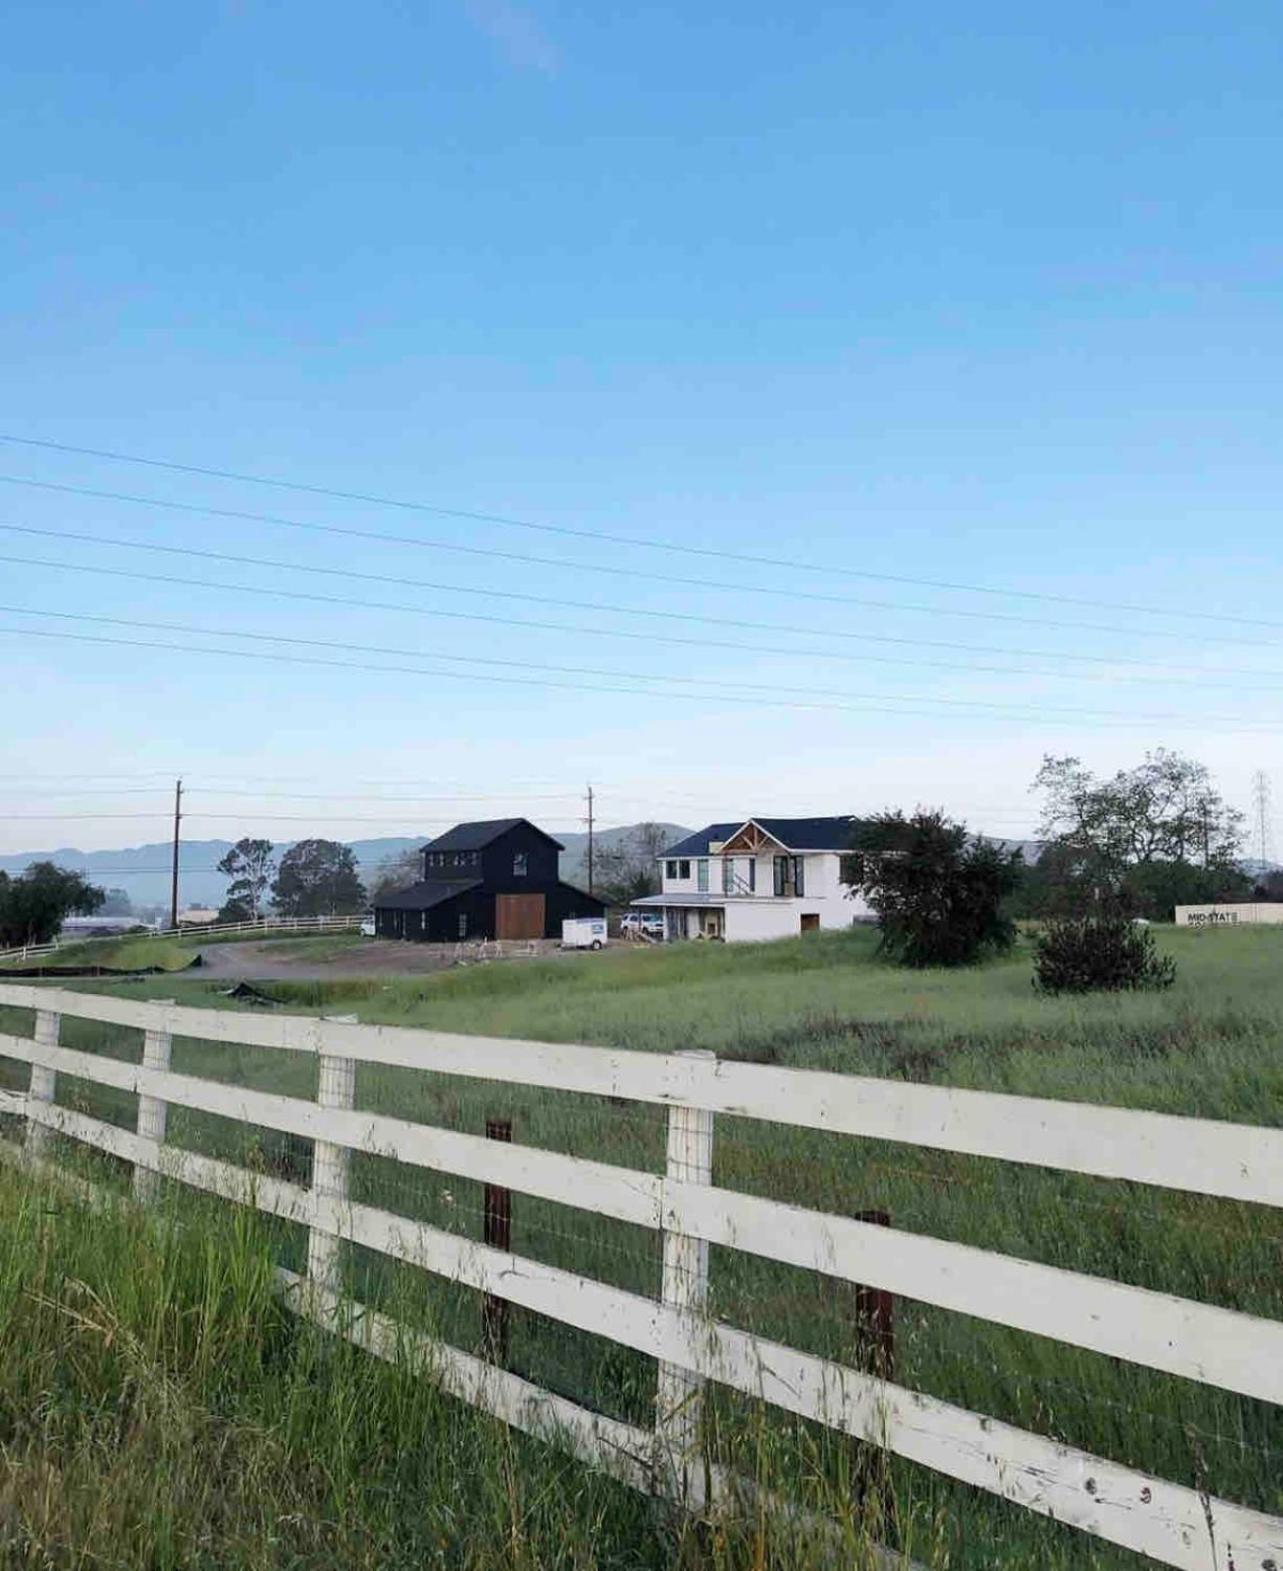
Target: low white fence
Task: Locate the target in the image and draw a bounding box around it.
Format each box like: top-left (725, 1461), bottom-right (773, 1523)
top-left (0, 982), bottom-right (1280, 1569)
top-left (0, 912), bottom-right (364, 964)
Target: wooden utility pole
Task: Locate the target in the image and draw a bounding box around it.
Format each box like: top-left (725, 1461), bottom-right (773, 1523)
top-left (169, 778), bottom-right (183, 930)
top-left (585, 783), bottom-right (595, 896)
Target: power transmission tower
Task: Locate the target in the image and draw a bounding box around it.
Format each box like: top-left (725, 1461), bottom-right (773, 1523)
top-left (169, 778), bottom-right (183, 929)
top-left (584, 784), bottom-right (595, 896)
top-left (1252, 771), bottom-right (1273, 868)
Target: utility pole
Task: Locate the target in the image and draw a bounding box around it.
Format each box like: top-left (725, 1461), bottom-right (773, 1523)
top-left (1252, 771), bottom-right (1273, 869)
top-left (169, 778), bottom-right (183, 930)
top-left (585, 783), bottom-right (595, 896)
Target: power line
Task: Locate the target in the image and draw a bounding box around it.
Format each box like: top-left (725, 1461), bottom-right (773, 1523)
top-left (5, 620), bottom-right (1277, 734)
top-left (8, 541), bottom-right (1283, 697)
top-left (2, 602), bottom-right (1278, 728)
top-left (2, 519), bottom-right (1277, 654)
top-left (1, 431), bottom-right (1275, 633)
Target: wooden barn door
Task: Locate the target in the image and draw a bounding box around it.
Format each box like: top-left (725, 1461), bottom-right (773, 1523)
top-left (495, 893), bottom-right (546, 939)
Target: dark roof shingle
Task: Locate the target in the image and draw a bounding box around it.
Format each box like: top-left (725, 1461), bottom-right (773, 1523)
top-left (662, 816), bottom-right (861, 858)
top-left (373, 878), bottom-right (481, 911)
top-left (421, 818), bottom-right (565, 854)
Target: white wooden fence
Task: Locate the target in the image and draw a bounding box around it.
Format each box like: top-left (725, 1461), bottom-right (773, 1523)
top-left (0, 982), bottom-right (1280, 1569)
top-left (0, 912), bottom-right (364, 964)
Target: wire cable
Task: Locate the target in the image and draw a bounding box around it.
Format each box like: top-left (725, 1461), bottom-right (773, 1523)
top-left (1, 431), bottom-right (1274, 632)
top-left (1, 618), bottom-right (1277, 732)
top-left (3, 600), bottom-right (1275, 722)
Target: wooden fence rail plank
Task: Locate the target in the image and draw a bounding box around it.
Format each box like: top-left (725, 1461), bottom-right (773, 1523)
top-left (4, 986), bottom-right (1283, 1571)
top-left (4, 1028), bottom-right (1283, 1405)
top-left (3, 985), bottom-right (1281, 1206)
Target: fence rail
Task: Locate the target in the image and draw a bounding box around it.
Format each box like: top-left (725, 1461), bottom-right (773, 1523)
top-left (0, 912), bottom-right (364, 963)
top-left (0, 982), bottom-right (1279, 1570)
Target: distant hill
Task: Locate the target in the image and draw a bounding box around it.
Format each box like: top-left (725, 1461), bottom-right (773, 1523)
top-left (0, 823), bottom-right (694, 912)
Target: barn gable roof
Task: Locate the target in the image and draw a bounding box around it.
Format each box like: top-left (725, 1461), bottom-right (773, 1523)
top-left (421, 818), bottom-right (566, 854)
top-left (373, 878), bottom-right (482, 911)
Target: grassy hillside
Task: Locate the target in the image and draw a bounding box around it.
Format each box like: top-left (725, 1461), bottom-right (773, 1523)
top-left (1, 925), bottom-right (1280, 1567)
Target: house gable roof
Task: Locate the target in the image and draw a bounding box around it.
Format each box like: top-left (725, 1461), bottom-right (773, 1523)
top-left (374, 878), bottom-right (482, 911)
top-left (660, 822), bottom-right (744, 859)
top-left (421, 818), bottom-right (566, 854)
top-left (663, 816), bottom-right (861, 858)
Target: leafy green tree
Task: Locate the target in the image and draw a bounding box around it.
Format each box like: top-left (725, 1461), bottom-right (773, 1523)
top-left (0, 862), bottom-right (105, 947)
top-left (1032, 750), bottom-right (1247, 918)
top-left (846, 810), bottom-right (1023, 968)
top-left (271, 839), bottom-right (366, 917)
top-left (216, 838), bottom-right (276, 921)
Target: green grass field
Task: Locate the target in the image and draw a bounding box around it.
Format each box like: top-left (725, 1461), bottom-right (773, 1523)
top-left (1, 925), bottom-right (1281, 1568)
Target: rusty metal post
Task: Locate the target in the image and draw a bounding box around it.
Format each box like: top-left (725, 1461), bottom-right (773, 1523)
top-left (482, 1117), bottom-right (513, 1365)
top-left (852, 1208), bottom-right (895, 1530)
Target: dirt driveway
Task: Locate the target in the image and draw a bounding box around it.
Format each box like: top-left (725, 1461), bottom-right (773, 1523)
top-left (194, 937), bottom-right (569, 981)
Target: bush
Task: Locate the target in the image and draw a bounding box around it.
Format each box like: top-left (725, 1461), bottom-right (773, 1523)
top-left (1033, 916), bottom-right (1177, 995)
top-left (847, 810), bottom-right (1023, 969)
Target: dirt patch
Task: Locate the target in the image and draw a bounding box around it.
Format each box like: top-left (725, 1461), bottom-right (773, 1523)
top-left (194, 937), bottom-right (572, 981)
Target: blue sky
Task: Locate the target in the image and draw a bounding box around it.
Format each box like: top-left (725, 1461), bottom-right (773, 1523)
top-left (2, 1), bottom-right (1281, 853)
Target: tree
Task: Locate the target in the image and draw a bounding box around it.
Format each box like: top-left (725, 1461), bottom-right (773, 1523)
top-left (1252, 870), bottom-right (1283, 902)
top-left (592, 823), bottom-right (669, 906)
top-left (216, 838), bottom-right (276, 922)
top-left (0, 862), bottom-right (105, 947)
top-left (98, 887), bottom-right (133, 916)
top-left (217, 896), bottom-right (254, 925)
top-left (369, 847), bottom-right (423, 901)
top-left (1033, 916), bottom-right (1176, 995)
top-left (271, 839), bottom-right (366, 917)
top-left (1032, 750), bottom-right (1247, 918)
top-left (846, 810), bottom-right (1023, 968)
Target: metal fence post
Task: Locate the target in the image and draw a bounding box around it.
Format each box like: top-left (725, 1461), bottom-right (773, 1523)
top-left (656, 1049), bottom-right (715, 1505)
top-left (133, 1004), bottom-right (174, 1203)
top-left (26, 1009), bottom-right (60, 1160)
top-left (307, 1041), bottom-right (356, 1312)
top-left (482, 1116), bottom-right (513, 1365)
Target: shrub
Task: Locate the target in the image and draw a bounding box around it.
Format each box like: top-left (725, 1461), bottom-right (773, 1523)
top-left (847, 810), bottom-right (1023, 969)
top-left (1033, 916), bottom-right (1177, 995)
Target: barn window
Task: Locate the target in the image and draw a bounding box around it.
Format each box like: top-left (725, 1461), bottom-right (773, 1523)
top-left (458, 912), bottom-right (468, 938)
top-left (513, 852), bottom-right (528, 877)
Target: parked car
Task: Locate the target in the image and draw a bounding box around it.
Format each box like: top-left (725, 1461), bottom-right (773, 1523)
top-left (620, 912), bottom-right (664, 941)
top-left (359, 917), bottom-right (376, 937)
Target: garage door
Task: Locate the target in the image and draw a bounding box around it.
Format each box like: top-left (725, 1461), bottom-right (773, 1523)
top-left (495, 893), bottom-right (546, 939)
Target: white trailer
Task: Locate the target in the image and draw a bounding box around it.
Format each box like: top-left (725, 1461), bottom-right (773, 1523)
top-left (561, 916), bottom-right (608, 950)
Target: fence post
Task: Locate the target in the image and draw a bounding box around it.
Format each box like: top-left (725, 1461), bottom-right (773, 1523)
top-left (133, 1003), bottom-right (174, 1204)
top-left (307, 1035), bottom-right (356, 1314)
top-left (656, 1049), bottom-right (715, 1506)
top-left (26, 1008), bottom-right (60, 1160)
top-left (482, 1117), bottom-right (514, 1364)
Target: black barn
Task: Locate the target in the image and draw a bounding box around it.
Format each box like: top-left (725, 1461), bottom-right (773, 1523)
top-left (373, 818), bottom-right (606, 942)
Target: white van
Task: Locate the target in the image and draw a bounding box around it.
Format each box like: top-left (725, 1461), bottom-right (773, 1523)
top-left (561, 916), bottom-right (607, 951)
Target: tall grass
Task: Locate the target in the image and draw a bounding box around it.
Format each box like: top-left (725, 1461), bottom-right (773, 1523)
top-left (1, 925), bottom-right (1281, 1567)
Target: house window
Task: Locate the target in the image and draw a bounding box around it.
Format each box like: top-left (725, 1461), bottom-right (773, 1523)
top-left (457, 912), bottom-right (468, 938)
top-left (748, 859), bottom-right (756, 893)
top-left (697, 860), bottom-right (709, 893)
top-left (773, 856), bottom-right (805, 897)
top-left (513, 852), bottom-right (528, 877)
top-left (679, 859), bottom-right (691, 879)
top-left (721, 858), bottom-right (733, 894)
top-left (665, 860), bottom-right (678, 879)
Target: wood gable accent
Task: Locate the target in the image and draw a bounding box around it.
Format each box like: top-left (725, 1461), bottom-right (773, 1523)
top-left (720, 821), bottom-right (786, 856)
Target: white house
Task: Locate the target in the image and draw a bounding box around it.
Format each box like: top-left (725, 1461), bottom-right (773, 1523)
top-left (632, 816), bottom-right (874, 942)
